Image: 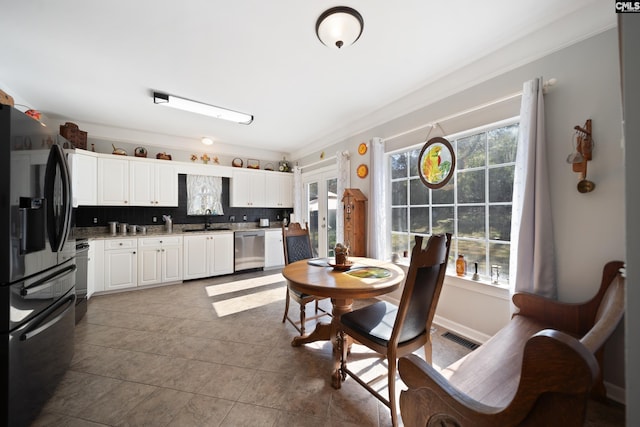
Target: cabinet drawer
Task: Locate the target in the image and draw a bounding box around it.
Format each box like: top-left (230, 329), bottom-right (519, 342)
top-left (138, 236), bottom-right (182, 247)
top-left (105, 239), bottom-right (137, 250)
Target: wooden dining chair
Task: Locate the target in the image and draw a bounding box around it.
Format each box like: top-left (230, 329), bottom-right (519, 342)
top-left (338, 233), bottom-right (451, 427)
top-left (281, 222), bottom-right (329, 336)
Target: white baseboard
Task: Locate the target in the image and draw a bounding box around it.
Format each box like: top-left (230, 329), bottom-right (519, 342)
top-left (433, 315), bottom-right (492, 344)
top-left (605, 381), bottom-right (625, 404)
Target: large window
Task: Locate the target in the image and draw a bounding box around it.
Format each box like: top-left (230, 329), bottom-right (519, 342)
top-left (389, 119), bottom-right (519, 283)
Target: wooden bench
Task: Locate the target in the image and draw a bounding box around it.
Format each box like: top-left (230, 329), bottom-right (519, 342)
top-left (398, 260), bottom-right (625, 427)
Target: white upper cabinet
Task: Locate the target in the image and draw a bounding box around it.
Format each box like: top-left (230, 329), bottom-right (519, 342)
top-left (230, 169), bottom-right (266, 207)
top-left (96, 154), bottom-right (178, 207)
top-left (98, 157), bottom-right (130, 205)
top-left (265, 173), bottom-right (293, 208)
top-left (68, 150), bottom-right (97, 207)
top-left (231, 169), bottom-right (293, 208)
top-left (129, 161), bottom-right (178, 207)
top-left (82, 150), bottom-right (293, 208)
top-left (155, 163), bottom-right (178, 206)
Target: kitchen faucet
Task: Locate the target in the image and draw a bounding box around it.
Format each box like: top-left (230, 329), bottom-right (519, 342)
top-left (204, 209), bottom-right (212, 229)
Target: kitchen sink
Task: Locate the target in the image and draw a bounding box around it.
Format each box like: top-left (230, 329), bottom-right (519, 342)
top-left (183, 227), bottom-right (232, 232)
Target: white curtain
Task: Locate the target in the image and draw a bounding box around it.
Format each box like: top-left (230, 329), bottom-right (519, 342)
top-left (186, 175), bottom-right (223, 215)
top-left (336, 150), bottom-right (351, 244)
top-left (509, 78), bottom-right (556, 299)
top-left (368, 137), bottom-right (387, 259)
top-left (292, 166), bottom-right (303, 224)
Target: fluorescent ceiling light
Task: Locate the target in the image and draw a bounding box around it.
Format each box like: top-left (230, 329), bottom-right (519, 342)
top-left (153, 92), bottom-right (253, 125)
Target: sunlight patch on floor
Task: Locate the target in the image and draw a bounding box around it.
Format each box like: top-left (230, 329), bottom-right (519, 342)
top-left (211, 286), bottom-right (284, 317)
top-left (204, 273), bottom-right (285, 297)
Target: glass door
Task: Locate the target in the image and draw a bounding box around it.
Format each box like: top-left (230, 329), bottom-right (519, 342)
top-left (303, 168), bottom-right (337, 258)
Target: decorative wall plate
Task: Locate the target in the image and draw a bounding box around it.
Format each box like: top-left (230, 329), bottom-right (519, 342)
top-left (232, 158), bottom-right (243, 167)
top-left (418, 137), bottom-right (455, 189)
top-left (357, 164), bottom-right (368, 178)
top-left (358, 142), bottom-right (367, 155)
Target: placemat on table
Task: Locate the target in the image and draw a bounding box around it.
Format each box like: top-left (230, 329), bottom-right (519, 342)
top-left (347, 267), bottom-right (391, 278)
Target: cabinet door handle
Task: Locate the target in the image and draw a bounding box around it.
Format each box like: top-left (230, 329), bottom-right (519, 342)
top-left (132, 251), bottom-right (136, 255)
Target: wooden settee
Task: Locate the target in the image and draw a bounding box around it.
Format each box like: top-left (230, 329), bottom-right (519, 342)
top-left (398, 261), bottom-right (625, 427)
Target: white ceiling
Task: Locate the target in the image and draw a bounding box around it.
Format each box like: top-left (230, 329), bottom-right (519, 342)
top-left (0, 1), bottom-right (615, 160)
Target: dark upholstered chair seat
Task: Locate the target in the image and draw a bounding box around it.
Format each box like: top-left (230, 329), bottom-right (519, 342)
top-left (341, 301), bottom-right (428, 348)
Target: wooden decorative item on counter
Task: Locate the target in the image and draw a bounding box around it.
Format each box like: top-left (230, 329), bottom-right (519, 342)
top-left (60, 122), bottom-right (88, 150)
top-left (156, 152), bottom-right (172, 160)
top-left (111, 144), bottom-right (127, 156)
top-left (342, 188), bottom-right (367, 257)
top-left (0, 89), bottom-right (15, 106)
top-left (134, 147), bottom-right (148, 158)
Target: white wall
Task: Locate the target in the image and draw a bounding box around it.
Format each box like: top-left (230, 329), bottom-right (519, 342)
top-left (620, 14), bottom-right (640, 424)
top-left (296, 29), bottom-right (626, 394)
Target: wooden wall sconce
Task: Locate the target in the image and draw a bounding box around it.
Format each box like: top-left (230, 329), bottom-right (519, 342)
top-left (567, 119), bottom-right (595, 193)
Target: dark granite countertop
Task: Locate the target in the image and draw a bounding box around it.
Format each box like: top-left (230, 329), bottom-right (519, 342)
top-left (73, 223), bottom-right (284, 239)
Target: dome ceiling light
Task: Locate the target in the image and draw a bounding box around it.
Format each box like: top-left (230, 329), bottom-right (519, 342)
top-left (316, 6), bottom-right (364, 49)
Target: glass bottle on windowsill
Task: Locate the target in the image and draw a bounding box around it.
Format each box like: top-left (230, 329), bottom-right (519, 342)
top-left (456, 254), bottom-right (467, 277)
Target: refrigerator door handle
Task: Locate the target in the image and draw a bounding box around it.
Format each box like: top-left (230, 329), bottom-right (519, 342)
top-left (44, 143), bottom-right (73, 252)
top-left (20, 207), bottom-right (27, 254)
top-left (20, 293), bottom-right (76, 341)
top-left (20, 264), bottom-right (77, 296)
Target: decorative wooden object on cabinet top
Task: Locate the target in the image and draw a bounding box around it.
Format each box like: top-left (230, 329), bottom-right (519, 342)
top-left (342, 188), bottom-right (367, 257)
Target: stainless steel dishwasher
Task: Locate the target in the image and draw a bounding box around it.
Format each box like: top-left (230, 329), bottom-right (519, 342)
top-left (234, 230), bottom-right (265, 272)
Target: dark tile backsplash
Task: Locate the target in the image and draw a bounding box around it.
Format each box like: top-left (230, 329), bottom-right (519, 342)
top-left (75, 176), bottom-right (292, 227)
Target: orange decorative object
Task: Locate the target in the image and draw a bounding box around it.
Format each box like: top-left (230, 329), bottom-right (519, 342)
top-left (25, 109), bottom-right (42, 120)
top-left (356, 164), bottom-right (368, 178)
top-left (358, 142), bottom-right (367, 155)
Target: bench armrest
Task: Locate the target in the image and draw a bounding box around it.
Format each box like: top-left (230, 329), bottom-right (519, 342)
top-left (512, 261), bottom-right (624, 335)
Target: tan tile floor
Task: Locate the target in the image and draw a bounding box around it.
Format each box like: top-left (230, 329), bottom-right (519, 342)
top-left (31, 269), bottom-right (624, 426)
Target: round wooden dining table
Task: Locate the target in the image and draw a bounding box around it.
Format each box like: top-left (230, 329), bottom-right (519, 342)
top-left (282, 257), bottom-right (405, 388)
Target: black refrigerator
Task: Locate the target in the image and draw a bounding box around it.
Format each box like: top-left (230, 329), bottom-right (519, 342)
top-left (0, 105), bottom-right (76, 427)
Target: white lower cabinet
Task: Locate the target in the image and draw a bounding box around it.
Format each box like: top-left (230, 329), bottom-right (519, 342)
top-left (104, 238), bottom-right (138, 291)
top-left (88, 239), bottom-right (104, 296)
top-left (211, 233), bottom-right (234, 276)
top-left (138, 236), bottom-right (183, 286)
top-left (264, 229), bottom-right (285, 269)
top-left (183, 233), bottom-right (234, 280)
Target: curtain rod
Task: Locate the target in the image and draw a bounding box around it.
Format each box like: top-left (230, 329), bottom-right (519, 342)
top-left (299, 155), bottom-right (337, 170)
top-left (299, 150), bottom-right (350, 170)
top-left (384, 78), bottom-right (557, 143)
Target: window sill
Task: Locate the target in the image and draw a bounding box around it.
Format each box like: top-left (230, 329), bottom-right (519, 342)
top-left (391, 258), bottom-right (510, 299)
